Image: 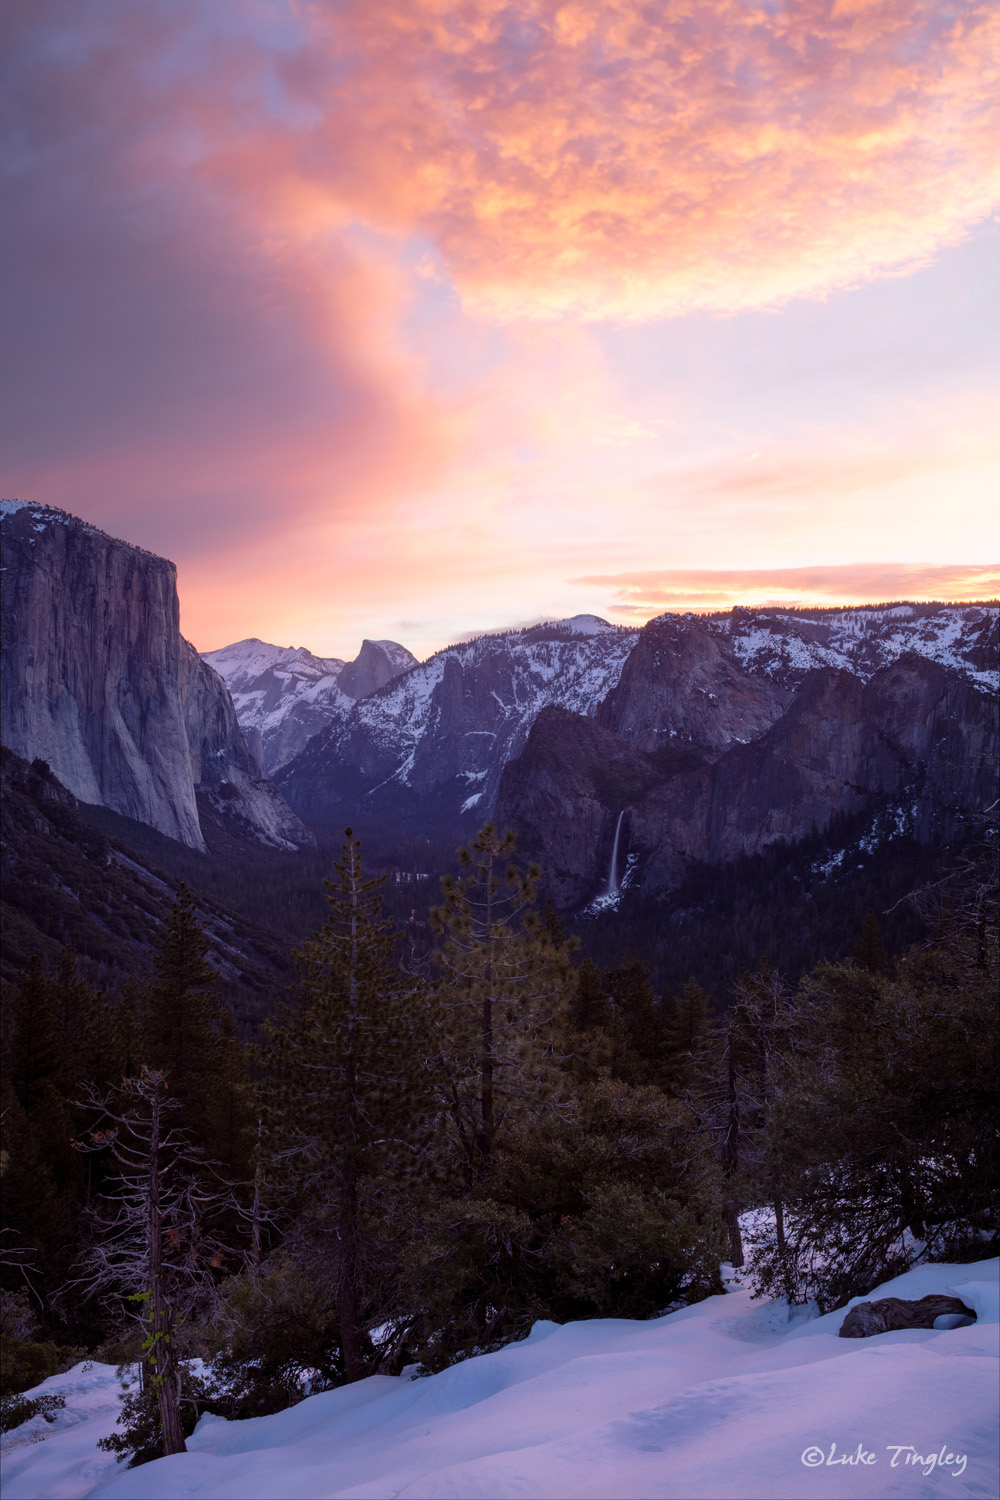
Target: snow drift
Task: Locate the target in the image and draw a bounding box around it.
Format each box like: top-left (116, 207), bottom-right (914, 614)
top-left (3, 1257), bottom-right (996, 1499)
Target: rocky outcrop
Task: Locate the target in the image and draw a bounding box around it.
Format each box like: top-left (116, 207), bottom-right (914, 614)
top-left (493, 706), bottom-right (672, 908)
top-left (277, 601), bottom-right (997, 853)
top-left (497, 651), bottom-right (1000, 907)
top-left (597, 613), bottom-right (789, 754)
top-left (338, 639), bottom-right (417, 700)
top-left (840, 1296), bottom-right (975, 1337)
top-left (177, 640), bottom-right (313, 850)
top-left (0, 502), bottom-right (310, 852)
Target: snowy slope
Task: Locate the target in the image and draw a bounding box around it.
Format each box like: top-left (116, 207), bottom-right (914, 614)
top-left (346, 615), bottom-right (639, 790)
top-left (4, 1259), bottom-right (996, 1500)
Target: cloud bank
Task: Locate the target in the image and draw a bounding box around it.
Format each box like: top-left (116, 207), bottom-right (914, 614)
top-left (576, 562), bottom-right (1000, 617)
top-left (2, 1), bottom-right (997, 654)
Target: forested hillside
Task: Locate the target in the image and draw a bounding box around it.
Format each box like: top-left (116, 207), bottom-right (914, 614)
top-left (3, 814), bottom-right (996, 1467)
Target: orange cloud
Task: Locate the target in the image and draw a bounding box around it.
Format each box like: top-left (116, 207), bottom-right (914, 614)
top-left (283, 0), bottom-right (1000, 318)
top-left (574, 563), bottom-right (1000, 619)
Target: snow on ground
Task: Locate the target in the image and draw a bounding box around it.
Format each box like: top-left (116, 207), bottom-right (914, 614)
top-left (3, 1259), bottom-right (997, 1500)
top-left (1, 1362), bottom-right (139, 1499)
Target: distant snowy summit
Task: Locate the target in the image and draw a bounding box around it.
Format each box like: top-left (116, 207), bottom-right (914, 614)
top-left (202, 636), bottom-right (418, 774)
top-left (274, 614), bottom-right (641, 831)
top-left (236, 600), bottom-right (998, 904)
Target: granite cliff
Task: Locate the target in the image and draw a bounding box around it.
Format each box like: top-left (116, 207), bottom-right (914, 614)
top-left (497, 609), bottom-right (999, 909)
top-left (0, 501), bottom-right (310, 852)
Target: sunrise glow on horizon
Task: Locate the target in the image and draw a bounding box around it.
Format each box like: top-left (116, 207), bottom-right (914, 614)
top-left (4, 0), bottom-right (999, 661)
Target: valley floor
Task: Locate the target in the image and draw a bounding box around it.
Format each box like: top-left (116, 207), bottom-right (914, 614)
top-left (3, 1259), bottom-right (997, 1500)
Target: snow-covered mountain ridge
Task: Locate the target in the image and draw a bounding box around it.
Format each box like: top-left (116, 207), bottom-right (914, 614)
top-left (202, 637), bottom-right (417, 774)
top-left (716, 602), bottom-right (998, 694)
top-left (276, 615), bottom-right (640, 829)
top-left (497, 601), bottom-right (998, 908)
top-left (275, 602), bottom-right (996, 839)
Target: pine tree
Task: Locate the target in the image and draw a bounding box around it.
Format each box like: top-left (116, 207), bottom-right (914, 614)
top-left (432, 823), bottom-right (573, 1175)
top-left (605, 959), bottom-right (668, 1086)
top-left (9, 958), bottom-right (67, 1112)
top-left (748, 922), bottom-right (999, 1310)
top-left (146, 886), bottom-right (217, 1103)
top-left (571, 958), bottom-right (608, 1033)
top-left (263, 831), bottom-right (430, 1383)
top-left (688, 962), bottom-right (794, 1271)
top-left (145, 886), bottom-right (250, 1173)
top-left (666, 978), bottom-right (712, 1056)
top-left (855, 908), bottom-right (889, 974)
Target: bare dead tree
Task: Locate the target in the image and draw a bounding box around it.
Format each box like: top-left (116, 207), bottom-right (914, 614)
top-left (71, 1067), bottom-right (232, 1457)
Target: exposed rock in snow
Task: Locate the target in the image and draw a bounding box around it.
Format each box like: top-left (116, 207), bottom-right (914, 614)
top-left (277, 603), bottom-right (997, 853)
top-left (498, 606), bottom-right (999, 907)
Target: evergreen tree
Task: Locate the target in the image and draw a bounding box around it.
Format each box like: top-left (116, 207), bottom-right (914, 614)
top-left (571, 958), bottom-right (608, 1033)
top-left (432, 823), bottom-right (573, 1174)
top-left (145, 887), bottom-right (250, 1174)
top-left (398, 830), bottom-right (724, 1372)
top-left (9, 958), bottom-right (67, 1112)
top-left (747, 915), bottom-right (999, 1309)
top-left (146, 886), bottom-right (217, 1104)
top-left (75, 1068), bottom-right (232, 1462)
top-left (687, 962), bottom-right (793, 1270)
top-left (666, 978), bottom-right (712, 1056)
top-left (603, 959), bottom-right (667, 1087)
top-left (855, 907), bottom-right (889, 974)
top-left (263, 831), bottom-right (430, 1382)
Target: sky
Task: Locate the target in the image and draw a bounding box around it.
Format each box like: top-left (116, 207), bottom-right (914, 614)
top-left (2, 0), bottom-right (999, 661)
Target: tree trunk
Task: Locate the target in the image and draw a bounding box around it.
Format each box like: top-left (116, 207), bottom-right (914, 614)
top-left (147, 1082), bottom-right (187, 1456)
top-left (722, 1044), bottom-right (744, 1267)
top-left (478, 858), bottom-right (495, 1166)
top-left (337, 848), bottom-right (365, 1383)
top-left (724, 1200), bottom-right (744, 1269)
top-left (338, 1163), bottom-right (365, 1382)
top-left (156, 1358), bottom-right (186, 1457)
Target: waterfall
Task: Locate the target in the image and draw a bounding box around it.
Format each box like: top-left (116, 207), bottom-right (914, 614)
top-left (606, 810), bottom-right (626, 898)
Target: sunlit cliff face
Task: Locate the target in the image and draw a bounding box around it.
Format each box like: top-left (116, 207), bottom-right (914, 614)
top-left (3, 0), bottom-right (998, 657)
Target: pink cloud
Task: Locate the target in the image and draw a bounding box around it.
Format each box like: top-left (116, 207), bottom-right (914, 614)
top-left (284, 0), bottom-right (1000, 318)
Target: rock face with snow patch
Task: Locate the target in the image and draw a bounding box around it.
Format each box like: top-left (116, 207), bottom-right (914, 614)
top-left (597, 613), bottom-right (789, 753)
top-left (277, 616), bottom-right (639, 833)
top-left (202, 637), bottom-right (417, 775)
top-left (497, 606), bottom-right (999, 907)
top-left (0, 502), bottom-right (310, 852)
